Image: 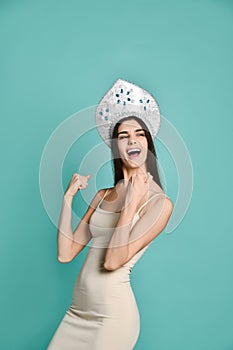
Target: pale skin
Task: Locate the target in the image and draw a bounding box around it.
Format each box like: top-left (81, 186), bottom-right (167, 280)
top-left (57, 119), bottom-right (174, 270)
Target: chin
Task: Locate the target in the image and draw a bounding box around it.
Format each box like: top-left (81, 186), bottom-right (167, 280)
top-left (123, 158), bottom-right (146, 168)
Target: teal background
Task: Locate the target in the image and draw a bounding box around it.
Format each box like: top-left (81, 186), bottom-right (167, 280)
top-left (1, 0), bottom-right (233, 349)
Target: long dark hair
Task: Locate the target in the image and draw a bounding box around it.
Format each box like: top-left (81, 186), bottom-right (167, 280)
top-left (110, 116), bottom-right (163, 190)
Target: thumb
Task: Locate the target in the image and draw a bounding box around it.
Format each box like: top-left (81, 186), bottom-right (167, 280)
top-left (86, 174), bottom-right (91, 179)
top-left (130, 174), bottom-right (136, 182)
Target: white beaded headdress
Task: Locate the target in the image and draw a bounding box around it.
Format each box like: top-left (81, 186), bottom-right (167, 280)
top-left (95, 78), bottom-right (161, 147)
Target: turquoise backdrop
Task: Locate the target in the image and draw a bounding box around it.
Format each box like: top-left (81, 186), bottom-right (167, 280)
top-left (1, 0), bottom-right (232, 349)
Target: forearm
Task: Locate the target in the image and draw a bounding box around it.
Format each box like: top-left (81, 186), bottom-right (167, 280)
top-left (104, 203), bottom-right (137, 270)
top-left (57, 193), bottom-right (75, 261)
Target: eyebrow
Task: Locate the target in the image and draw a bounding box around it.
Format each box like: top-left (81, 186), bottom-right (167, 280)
top-left (117, 128), bottom-right (145, 136)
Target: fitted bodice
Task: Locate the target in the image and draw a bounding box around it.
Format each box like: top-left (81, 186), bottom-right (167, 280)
top-left (88, 188), bottom-right (162, 271)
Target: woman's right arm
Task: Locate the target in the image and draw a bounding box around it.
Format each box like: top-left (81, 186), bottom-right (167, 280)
top-left (57, 188), bottom-right (105, 263)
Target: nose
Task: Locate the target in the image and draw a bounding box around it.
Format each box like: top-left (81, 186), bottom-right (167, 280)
top-left (128, 137), bottom-right (136, 145)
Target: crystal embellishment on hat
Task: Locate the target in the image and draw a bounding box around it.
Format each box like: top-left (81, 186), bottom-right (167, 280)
top-left (95, 78), bottom-right (161, 147)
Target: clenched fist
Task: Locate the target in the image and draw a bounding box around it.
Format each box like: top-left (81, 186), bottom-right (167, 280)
top-left (65, 173), bottom-right (91, 197)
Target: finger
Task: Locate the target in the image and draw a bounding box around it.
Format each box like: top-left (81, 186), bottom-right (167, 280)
top-left (138, 172), bottom-right (147, 182)
top-left (148, 174), bottom-right (153, 184)
top-left (143, 173), bottom-right (148, 182)
top-left (131, 174), bottom-right (137, 181)
top-left (128, 175), bottom-right (134, 185)
top-left (86, 174), bottom-right (91, 179)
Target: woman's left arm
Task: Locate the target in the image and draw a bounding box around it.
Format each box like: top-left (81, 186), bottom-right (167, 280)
top-left (104, 194), bottom-right (173, 271)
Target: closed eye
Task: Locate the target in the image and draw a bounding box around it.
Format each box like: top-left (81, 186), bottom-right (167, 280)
top-left (119, 133), bottom-right (145, 140)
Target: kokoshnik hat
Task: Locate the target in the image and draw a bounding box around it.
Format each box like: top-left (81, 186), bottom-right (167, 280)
top-left (95, 78), bottom-right (161, 147)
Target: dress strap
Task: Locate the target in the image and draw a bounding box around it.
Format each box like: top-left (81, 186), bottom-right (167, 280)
top-left (135, 192), bottom-right (167, 217)
top-left (98, 188), bottom-right (110, 207)
top-left (98, 189), bottom-right (167, 213)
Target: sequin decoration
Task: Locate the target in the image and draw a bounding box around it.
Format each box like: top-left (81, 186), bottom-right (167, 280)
top-left (95, 78), bottom-right (161, 148)
top-left (113, 85), bottom-right (135, 106)
top-left (139, 97), bottom-right (151, 111)
top-left (99, 107), bottom-right (110, 122)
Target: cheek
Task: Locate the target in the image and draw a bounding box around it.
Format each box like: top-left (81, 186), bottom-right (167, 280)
top-left (142, 139), bottom-right (148, 149)
top-left (117, 143), bottom-right (124, 155)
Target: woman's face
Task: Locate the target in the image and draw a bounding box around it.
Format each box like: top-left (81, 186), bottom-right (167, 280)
top-left (117, 118), bottom-right (148, 168)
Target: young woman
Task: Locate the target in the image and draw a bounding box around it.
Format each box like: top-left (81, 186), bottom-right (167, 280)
top-left (47, 80), bottom-right (173, 350)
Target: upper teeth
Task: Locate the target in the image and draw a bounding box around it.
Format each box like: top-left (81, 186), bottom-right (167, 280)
top-left (127, 148), bottom-right (141, 155)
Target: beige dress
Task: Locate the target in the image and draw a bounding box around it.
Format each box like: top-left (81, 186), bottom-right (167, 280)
top-left (47, 189), bottom-right (161, 350)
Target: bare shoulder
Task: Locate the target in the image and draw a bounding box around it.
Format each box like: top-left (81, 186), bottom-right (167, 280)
top-left (91, 188), bottom-right (108, 205)
top-left (145, 180), bottom-right (174, 214)
top-left (81, 188), bottom-right (108, 224)
top-left (92, 187), bottom-right (114, 205)
top-left (98, 187), bottom-right (113, 197)
top-left (138, 194), bottom-right (173, 223)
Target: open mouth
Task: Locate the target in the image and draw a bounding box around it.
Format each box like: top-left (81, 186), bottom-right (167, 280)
top-left (126, 148), bottom-right (141, 159)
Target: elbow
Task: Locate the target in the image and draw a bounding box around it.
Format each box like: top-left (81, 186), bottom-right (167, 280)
top-left (57, 255), bottom-right (72, 264)
top-left (104, 263), bottom-right (117, 271)
top-left (103, 260), bottom-right (123, 271)
top-left (104, 250), bottom-right (129, 271)
top-left (103, 261), bottom-right (117, 271)
top-left (166, 198), bottom-right (174, 213)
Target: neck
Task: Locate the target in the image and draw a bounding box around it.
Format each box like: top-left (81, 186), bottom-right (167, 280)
top-left (122, 164), bottom-right (148, 180)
